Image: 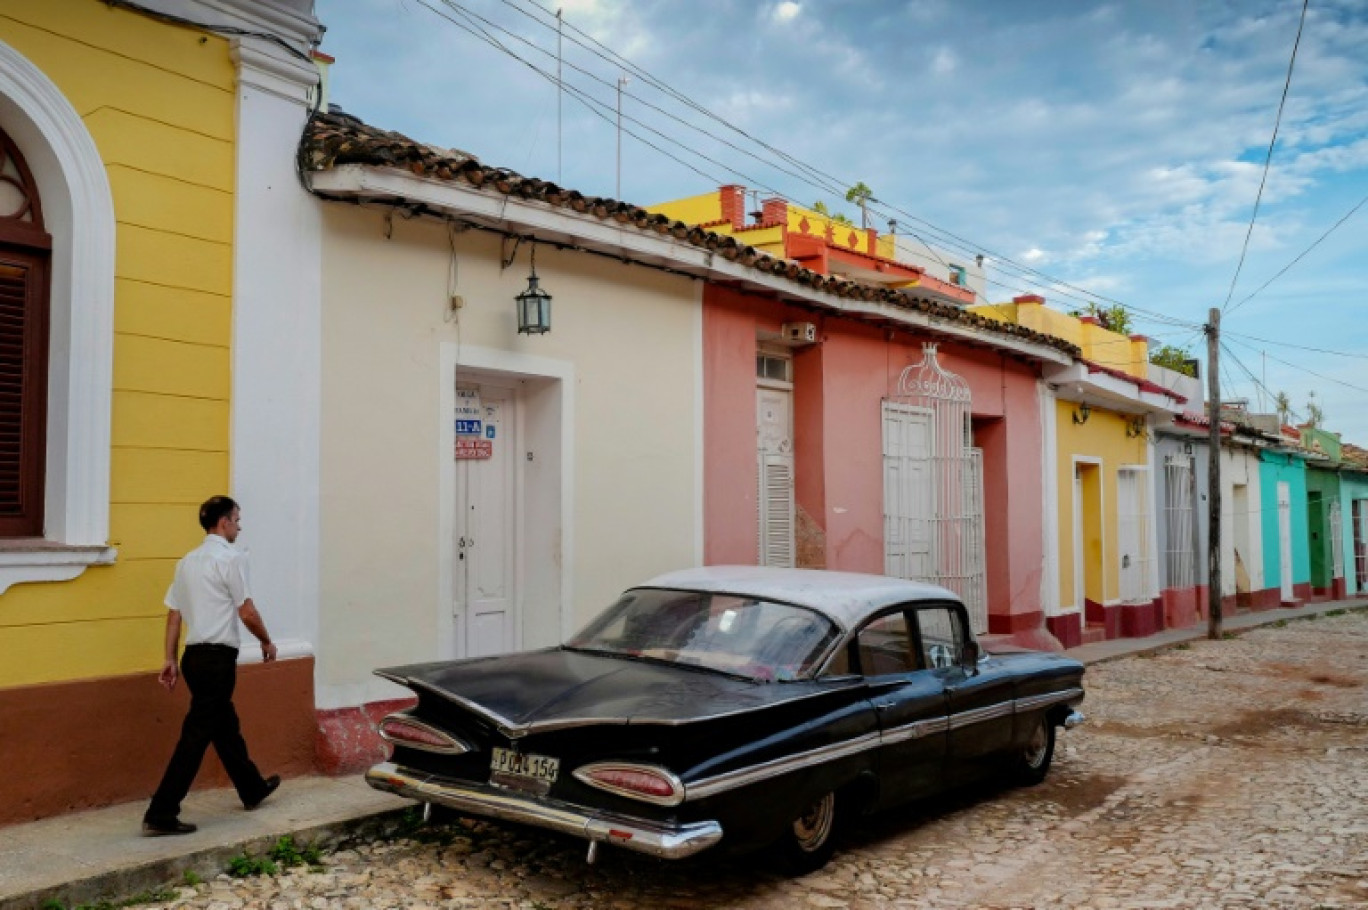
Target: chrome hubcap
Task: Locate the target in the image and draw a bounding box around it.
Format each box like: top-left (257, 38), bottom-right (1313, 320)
top-left (1024, 721), bottom-right (1049, 769)
top-left (793, 791), bottom-right (835, 852)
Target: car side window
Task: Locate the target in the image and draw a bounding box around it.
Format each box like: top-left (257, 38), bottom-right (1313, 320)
top-left (915, 606), bottom-right (963, 670)
top-left (856, 612), bottom-right (917, 676)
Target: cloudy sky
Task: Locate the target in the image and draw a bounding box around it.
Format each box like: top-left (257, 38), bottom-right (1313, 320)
top-left (316, 0), bottom-right (1368, 443)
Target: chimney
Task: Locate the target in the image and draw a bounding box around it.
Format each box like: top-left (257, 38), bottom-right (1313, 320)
top-left (761, 197), bottom-right (788, 225)
top-left (719, 185), bottom-right (746, 229)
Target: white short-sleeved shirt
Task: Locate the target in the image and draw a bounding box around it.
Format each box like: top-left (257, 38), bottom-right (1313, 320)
top-left (165, 534), bottom-right (252, 648)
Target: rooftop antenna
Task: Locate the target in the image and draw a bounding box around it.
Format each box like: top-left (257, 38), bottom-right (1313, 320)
top-left (616, 74), bottom-right (629, 198)
top-left (556, 8), bottom-right (563, 184)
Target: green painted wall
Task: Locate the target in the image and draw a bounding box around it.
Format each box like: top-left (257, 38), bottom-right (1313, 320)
top-left (1259, 451), bottom-right (1310, 596)
top-left (1305, 466), bottom-right (1342, 589)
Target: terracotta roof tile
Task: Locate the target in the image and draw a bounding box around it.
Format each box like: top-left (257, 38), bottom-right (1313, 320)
top-left (300, 111), bottom-right (1081, 358)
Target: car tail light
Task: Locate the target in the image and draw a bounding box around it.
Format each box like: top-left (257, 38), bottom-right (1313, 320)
top-left (573, 762), bottom-right (684, 807)
top-left (378, 714), bottom-right (471, 755)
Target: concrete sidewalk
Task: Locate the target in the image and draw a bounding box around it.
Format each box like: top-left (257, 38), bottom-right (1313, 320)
top-left (3, 597), bottom-right (1364, 910)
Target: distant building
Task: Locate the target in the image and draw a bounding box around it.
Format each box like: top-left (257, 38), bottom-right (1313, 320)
top-left (648, 185), bottom-right (975, 306)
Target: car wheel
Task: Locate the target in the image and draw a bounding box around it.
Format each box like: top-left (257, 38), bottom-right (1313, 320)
top-left (774, 790), bottom-right (840, 874)
top-left (1015, 715), bottom-right (1056, 785)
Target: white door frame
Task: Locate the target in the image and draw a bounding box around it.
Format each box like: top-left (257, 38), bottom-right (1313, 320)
top-left (1277, 480), bottom-right (1294, 602)
top-left (439, 343), bottom-right (574, 659)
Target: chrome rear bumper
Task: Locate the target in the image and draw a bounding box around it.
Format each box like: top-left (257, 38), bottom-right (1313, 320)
top-left (366, 762), bottom-right (723, 860)
top-left (1063, 709), bottom-right (1086, 729)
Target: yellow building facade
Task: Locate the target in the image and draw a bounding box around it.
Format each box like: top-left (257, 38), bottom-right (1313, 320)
top-left (649, 186), bottom-right (975, 302)
top-left (0, 0), bottom-right (320, 824)
top-left (0, 0), bottom-right (235, 688)
top-left (972, 295), bottom-right (1185, 648)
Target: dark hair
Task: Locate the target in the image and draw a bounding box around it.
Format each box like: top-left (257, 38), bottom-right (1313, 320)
top-left (199, 495), bottom-right (239, 532)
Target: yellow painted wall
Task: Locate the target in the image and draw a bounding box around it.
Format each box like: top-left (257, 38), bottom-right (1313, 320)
top-left (647, 191), bottom-right (723, 226)
top-left (0, 1), bottom-right (235, 686)
top-left (783, 203), bottom-right (867, 252)
top-left (974, 300), bottom-right (1151, 377)
top-left (1055, 402), bottom-right (1150, 607)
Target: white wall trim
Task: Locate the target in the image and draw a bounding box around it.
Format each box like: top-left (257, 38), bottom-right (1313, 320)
top-left (692, 280), bottom-right (705, 566)
top-left (130, 0), bottom-right (322, 48)
top-left (229, 31), bottom-right (321, 662)
top-left (1070, 454), bottom-right (1105, 613)
top-left (1039, 380), bottom-right (1061, 616)
top-left (438, 343), bottom-right (575, 656)
top-left (0, 40), bottom-right (116, 591)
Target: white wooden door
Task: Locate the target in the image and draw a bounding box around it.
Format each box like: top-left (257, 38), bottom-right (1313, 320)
top-left (756, 386), bottom-right (794, 567)
top-left (883, 403), bottom-right (934, 580)
top-left (1277, 481), bottom-right (1294, 601)
top-left (1117, 468), bottom-right (1144, 601)
top-left (455, 386), bottom-right (516, 657)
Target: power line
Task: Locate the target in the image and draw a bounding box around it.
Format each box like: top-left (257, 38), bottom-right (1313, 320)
top-left (424, 0), bottom-right (1151, 327)
top-left (1225, 186), bottom-right (1368, 316)
top-left (439, 0), bottom-right (848, 198)
top-left (1220, 341), bottom-right (1304, 424)
top-left (1222, 329), bottom-right (1368, 360)
top-left (1220, 0), bottom-right (1308, 312)
top-left (459, 0), bottom-right (1204, 332)
top-left (417, 0), bottom-right (728, 186)
top-left (1226, 334), bottom-right (1368, 396)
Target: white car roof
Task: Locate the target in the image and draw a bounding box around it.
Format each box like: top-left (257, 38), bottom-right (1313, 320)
top-left (634, 566), bottom-right (962, 632)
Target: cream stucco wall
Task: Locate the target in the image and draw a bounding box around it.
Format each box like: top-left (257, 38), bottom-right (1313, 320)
top-left (317, 204), bottom-right (701, 708)
top-left (1221, 447), bottom-right (1265, 596)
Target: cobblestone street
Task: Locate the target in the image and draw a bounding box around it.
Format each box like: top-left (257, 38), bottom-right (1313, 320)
top-left (146, 611), bottom-right (1368, 910)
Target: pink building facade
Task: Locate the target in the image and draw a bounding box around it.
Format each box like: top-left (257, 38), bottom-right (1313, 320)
top-left (703, 284), bottom-right (1063, 651)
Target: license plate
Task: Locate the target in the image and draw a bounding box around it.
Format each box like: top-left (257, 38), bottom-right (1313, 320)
top-left (490, 747), bottom-right (560, 784)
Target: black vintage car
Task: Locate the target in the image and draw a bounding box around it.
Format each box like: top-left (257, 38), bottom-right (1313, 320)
top-left (366, 566), bottom-right (1085, 871)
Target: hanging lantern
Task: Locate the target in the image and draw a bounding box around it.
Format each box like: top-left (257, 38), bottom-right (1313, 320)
top-left (516, 243), bottom-right (552, 335)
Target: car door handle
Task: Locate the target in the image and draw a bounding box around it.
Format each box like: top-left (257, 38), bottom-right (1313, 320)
top-left (874, 700), bottom-right (896, 709)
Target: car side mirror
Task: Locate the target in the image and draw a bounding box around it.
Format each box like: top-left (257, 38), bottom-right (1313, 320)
top-left (960, 640), bottom-right (980, 671)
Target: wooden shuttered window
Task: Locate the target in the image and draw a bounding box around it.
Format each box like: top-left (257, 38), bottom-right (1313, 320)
top-left (0, 129), bottom-right (51, 537)
top-left (0, 252), bottom-right (47, 534)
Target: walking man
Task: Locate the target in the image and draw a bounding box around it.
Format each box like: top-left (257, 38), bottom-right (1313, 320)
top-left (143, 495), bottom-right (281, 835)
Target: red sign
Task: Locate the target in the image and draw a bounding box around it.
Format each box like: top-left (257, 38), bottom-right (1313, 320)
top-left (455, 439), bottom-right (493, 460)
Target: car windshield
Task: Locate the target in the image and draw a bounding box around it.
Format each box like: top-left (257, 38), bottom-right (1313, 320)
top-left (565, 588), bottom-right (840, 682)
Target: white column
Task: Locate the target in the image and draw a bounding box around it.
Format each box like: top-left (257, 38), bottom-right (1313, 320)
top-left (1039, 380), bottom-right (1060, 616)
top-left (229, 38), bottom-right (322, 662)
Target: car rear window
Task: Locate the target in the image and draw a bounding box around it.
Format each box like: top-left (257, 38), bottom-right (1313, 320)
top-left (566, 588), bottom-right (839, 681)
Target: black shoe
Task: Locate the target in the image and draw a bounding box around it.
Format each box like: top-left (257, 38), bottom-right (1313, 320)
top-left (244, 774), bottom-right (280, 810)
top-left (142, 817), bottom-right (197, 836)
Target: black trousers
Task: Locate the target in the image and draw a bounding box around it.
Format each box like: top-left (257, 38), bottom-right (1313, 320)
top-left (146, 644), bottom-right (269, 820)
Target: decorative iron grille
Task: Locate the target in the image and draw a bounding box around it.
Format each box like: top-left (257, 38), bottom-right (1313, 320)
top-left (1163, 454), bottom-right (1195, 589)
top-left (882, 344), bottom-right (987, 634)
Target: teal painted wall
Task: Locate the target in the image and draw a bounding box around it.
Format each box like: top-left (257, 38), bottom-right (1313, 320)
top-left (1259, 451), bottom-right (1311, 594)
top-left (1341, 472), bottom-right (1368, 596)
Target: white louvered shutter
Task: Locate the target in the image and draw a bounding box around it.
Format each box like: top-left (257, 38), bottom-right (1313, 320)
top-left (758, 453), bottom-right (795, 567)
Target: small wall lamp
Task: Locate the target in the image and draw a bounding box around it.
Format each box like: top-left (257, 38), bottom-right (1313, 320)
top-left (1125, 415), bottom-right (1148, 439)
top-left (1072, 401), bottom-right (1091, 425)
top-left (515, 244), bottom-right (552, 335)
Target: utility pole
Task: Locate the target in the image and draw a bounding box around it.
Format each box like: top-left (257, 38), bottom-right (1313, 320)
top-left (615, 75), bottom-right (629, 199)
top-left (1206, 308), bottom-right (1223, 639)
